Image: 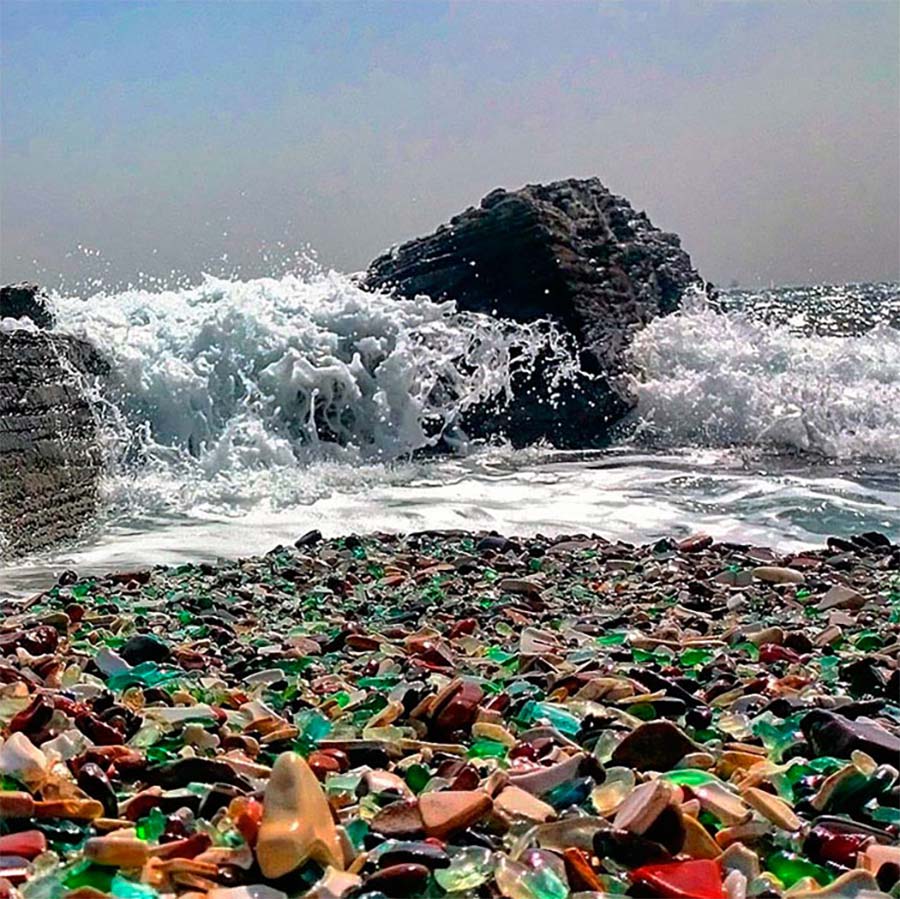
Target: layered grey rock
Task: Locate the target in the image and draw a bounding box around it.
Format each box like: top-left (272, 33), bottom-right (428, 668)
top-left (366, 177), bottom-right (706, 445)
top-left (0, 286), bottom-right (107, 556)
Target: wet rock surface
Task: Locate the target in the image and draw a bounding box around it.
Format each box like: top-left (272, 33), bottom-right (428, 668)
top-left (0, 316), bottom-right (108, 556)
top-left (365, 178), bottom-right (707, 446)
top-left (0, 528), bottom-right (898, 899)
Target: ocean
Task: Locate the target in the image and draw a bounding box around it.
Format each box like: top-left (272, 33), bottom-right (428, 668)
top-left (1, 275), bottom-right (898, 595)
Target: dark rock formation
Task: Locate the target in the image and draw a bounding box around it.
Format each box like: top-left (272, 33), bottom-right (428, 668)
top-left (366, 178), bottom-right (705, 446)
top-left (1, 282), bottom-right (55, 329)
top-left (0, 286), bottom-right (107, 556)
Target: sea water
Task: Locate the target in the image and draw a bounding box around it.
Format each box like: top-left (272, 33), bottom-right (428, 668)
top-left (1, 274), bottom-right (898, 595)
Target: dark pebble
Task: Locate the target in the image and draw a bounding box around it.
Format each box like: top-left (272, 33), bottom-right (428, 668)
top-left (295, 529), bottom-right (323, 548)
top-left (476, 535), bottom-right (512, 553)
top-left (593, 828), bottom-right (672, 867)
top-left (377, 841), bottom-right (450, 870)
top-left (363, 863), bottom-right (431, 898)
top-left (76, 763), bottom-right (119, 818)
top-left (802, 709), bottom-right (900, 766)
top-left (146, 757), bottom-right (251, 791)
top-left (610, 720), bottom-right (697, 772)
top-left (120, 634), bottom-right (171, 664)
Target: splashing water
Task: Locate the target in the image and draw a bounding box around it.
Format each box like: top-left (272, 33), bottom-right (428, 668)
top-left (48, 270), bottom-right (584, 514)
top-left (629, 291), bottom-right (900, 461)
top-left (2, 275), bottom-right (898, 590)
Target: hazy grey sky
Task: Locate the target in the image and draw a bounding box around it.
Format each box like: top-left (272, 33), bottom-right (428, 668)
top-left (1, 1), bottom-right (898, 291)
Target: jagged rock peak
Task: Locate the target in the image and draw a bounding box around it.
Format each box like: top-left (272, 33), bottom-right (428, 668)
top-left (366, 176), bottom-right (705, 377)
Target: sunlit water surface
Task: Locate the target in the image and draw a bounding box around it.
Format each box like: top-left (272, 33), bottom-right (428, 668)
top-left (3, 447), bottom-right (897, 598)
top-left (1, 279), bottom-right (898, 597)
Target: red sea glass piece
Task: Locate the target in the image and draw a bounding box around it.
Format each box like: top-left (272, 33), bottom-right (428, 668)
top-left (8, 695), bottom-right (54, 736)
top-left (448, 618), bottom-right (477, 637)
top-left (0, 831), bottom-right (46, 860)
top-left (152, 832), bottom-right (212, 860)
top-left (759, 643), bottom-right (801, 664)
top-left (231, 796), bottom-right (264, 847)
top-left (307, 750), bottom-right (342, 781)
top-left (631, 859), bottom-right (726, 899)
top-left (433, 681), bottom-right (484, 733)
top-left (807, 825), bottom-right (872, 868)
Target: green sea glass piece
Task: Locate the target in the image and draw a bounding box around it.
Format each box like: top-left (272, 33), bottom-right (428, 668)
top-left (625, 702), bottom-right (657, 721)
top-left (468, 738), bottom-right (508, 760)
top-left (107, 661), bottom-right (179, 692)
top-left (111, 876), bottom-right (159, 899)
top-left (680, 648), bottom-right (714, 667)
top-left (752, 712), bottom-right (804, 761)
top-left (434, 847), bottom-right (493, 892)
top-left (662, 768), bottom-right (720, 787)
top-left (135, 807), bottom-right (166, 842)
top-left (519, 700), bottom-right (580, 736)
top-left (596, 631), bottom-right (627, 646)
top-left (405, 764), bottom-right (430, 793)
top-left (63, 862), bottom-right (117, 893)
top-left (357, 675), bottom-right (399, 689)
top-left (522, 865), bottom-right (569, 899)
top-left (767, 851), bottom-right (834, 888)
top-left (344, 818), bottom-right (368, 850)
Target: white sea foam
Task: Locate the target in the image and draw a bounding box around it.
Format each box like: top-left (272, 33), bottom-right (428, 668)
top-left (630, 293), bottom-right (900, 461)
top-left (3, 277), bottom-right (899, 578)
top-left (0, 316), bottom-right (39, 333)
top-left (44, 271), bottom-right (900, 523)
top-left (48, 270), bottom-right (582, 513)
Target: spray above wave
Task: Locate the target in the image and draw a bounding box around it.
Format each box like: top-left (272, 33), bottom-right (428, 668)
top-left (630, 292), bottom-right (900, 460)
top-left (49, 270), bottom-right (584, 512)
top-left (43, 271), bottom-right (900, 520)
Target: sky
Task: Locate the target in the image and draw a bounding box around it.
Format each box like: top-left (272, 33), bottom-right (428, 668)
top-left (1, 0), bottom-right (898, 291)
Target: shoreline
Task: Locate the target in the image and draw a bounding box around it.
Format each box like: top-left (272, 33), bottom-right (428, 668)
top-left (1, 527), bottom-right (898, 897)
top-left (5, 441), bottom-right (899, 601)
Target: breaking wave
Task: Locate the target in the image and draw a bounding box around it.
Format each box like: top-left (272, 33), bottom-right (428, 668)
top-left (43, 269), bottom-right (900, 520)
top-left (630, 292), bottom-right (900, 461)
top-left (48, 270), bottom-right (583, 513)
